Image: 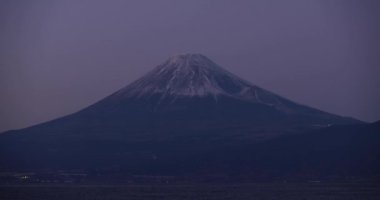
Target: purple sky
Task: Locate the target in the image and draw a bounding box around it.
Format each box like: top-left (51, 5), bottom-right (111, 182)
top-left (1, 0), bottom-right (379, 132)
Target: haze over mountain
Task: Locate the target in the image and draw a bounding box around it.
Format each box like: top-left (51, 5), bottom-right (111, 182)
top-left (1, 54), bottom-right (376, 181)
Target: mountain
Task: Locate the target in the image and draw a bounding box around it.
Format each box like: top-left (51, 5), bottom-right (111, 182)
top-left (30, 54), bottom-right (356, 136)
top-left (0, 54), bottom-right (368, 181)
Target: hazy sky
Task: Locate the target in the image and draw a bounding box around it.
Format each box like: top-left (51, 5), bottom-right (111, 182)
top-left (0, 0), bottom-right (379, 132)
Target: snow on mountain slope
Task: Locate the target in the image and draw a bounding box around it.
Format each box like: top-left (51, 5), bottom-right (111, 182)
top-left (111, 54), bottom-right (283, 106)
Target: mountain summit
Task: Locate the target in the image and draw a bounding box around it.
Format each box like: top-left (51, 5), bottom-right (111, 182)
top-left (105, 54), bottom-right (301, 113)
top-left (116, 53), bottom-right (255, 98)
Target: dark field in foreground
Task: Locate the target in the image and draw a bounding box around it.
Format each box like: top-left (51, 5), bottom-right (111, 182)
top-left (1, 183), bottom-right (379, 200)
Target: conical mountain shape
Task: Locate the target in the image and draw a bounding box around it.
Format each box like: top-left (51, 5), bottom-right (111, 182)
top-left (2, 54), bottom-right (358, 137)
top-left (75, 53), bottom-right (355, 125)
top-left (0, 54), bottom-right (362, 176)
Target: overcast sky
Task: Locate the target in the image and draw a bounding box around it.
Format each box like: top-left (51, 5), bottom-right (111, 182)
top-left (0, 0), bottom-right (379, 132)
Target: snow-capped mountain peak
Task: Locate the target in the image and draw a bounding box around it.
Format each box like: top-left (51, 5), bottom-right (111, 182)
top-left (112, 54), bottom-right (282, 106)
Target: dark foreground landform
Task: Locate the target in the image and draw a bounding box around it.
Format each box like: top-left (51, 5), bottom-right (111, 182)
top-left (1, 121), bottom-right (379, 181)
top-left (1, 183), bottom-right (380, 200)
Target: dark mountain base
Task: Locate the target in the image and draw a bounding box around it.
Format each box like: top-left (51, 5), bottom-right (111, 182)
top-left (1, 122), bottom-right (379, 183)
